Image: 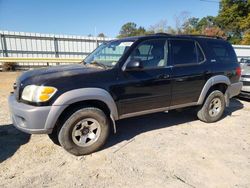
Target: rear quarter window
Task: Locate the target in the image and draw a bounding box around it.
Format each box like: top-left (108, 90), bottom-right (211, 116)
top-left (207, 41), bottom-right (237, 63)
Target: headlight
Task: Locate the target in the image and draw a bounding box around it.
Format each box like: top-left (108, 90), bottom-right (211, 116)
top-left (21, 85), bottom-right (57, 102)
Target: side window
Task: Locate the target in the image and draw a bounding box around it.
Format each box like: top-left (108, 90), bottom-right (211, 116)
top-left (207, 41), bottom-right (237, 63)
top-left (128, 39), bottom-right (168, 69)
top-left (171, 40), bottom-right (199, 65)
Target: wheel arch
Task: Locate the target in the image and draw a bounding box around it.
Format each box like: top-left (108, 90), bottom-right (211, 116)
top-left (44, 88), bottom-right (118, 133)
top-left (198, 75), bottom-right (230, 105)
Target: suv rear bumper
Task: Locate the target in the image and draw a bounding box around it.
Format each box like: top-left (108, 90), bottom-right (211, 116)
top-left (239, 90), bottom-right (250, 98)
top-left (8, 94), bottom-right (53, 134)
top-left (227, 82), bottom-right (243, 98)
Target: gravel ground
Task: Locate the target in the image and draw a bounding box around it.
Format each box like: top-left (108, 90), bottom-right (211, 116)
top-left (0, 72), bottom-right (250, 188)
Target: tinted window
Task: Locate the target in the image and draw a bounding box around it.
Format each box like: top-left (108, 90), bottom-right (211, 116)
top-left (171, 40), bottom-right (202, 65)
top-left (208, 41), bottom-right (237, 63)
top-left (127, 39), bottom-right (168, 69)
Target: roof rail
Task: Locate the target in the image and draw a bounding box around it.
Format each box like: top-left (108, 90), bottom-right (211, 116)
top-left (146, 33), bottom-right (224, 40)
top-left (178, 34), bottom-right (224, 40)
top-left (154, 33), bottom-right (172, 36)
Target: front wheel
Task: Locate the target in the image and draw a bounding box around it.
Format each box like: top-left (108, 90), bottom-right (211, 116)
top-left (58, 107), bottom-right (110, 156)
top-left (197, 90), bottom-right (226, 123)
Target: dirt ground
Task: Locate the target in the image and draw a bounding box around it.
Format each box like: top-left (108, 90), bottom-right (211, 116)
top-left (0, 72), bottom-right (250, 188)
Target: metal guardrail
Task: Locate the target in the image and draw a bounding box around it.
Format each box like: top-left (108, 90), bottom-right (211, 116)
top-left (0, 57), bottom-right (82, 63)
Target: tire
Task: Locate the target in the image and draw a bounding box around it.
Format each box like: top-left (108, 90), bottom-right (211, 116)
top-left (197, 90), bottom-right (226, 123)
top-left (48, 126), bottom-right (60, 146)
top-left (58, 107), bottom-right (110, 156)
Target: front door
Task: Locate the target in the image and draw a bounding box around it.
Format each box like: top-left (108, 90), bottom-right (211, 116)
top-left (114, 38), bottom-right (173, 116)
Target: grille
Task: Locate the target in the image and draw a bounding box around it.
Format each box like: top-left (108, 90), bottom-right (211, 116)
top-left (241, 75), bottom-right (250, 78)
top-left (243, 81), bottom-right (250, 86)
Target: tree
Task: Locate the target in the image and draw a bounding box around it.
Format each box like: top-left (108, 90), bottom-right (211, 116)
top-left (165, 26), bottom-right (177, 34)
top-left (118, 22), bottom-right (138, 38)
top-left (241, 31), bottom-right (250, 44)
top-left (148, 19), bottom-right (168, 33)
top-left (240, 13), bottom-right (250, 44)
top-left (196, 16), bottom-right (216, 31)
top-left (136, 26), bottom-right (147, 36)
top-left (202, 26), bottom-right (226, 38)
top-left (174, 11), bottom-right (190, 34)
top-left (182, 17), bottom-right (200, 34)
top-left (118, 22), bottom-right (148, 38)
top-left (97, 33), bottom-right (106, 38)
top-left (240, 13), bottom-right (250, 31)
top-left (216, 0), bottom-right (249, 43)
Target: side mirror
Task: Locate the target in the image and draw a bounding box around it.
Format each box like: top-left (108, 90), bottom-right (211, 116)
top-left (125, 60), bottom-right (143, 71)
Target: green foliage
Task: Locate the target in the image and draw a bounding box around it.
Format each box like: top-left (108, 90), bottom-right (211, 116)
top-left (118, 22), bottom-right (148, 38)
top-left (181, 17), bottom-right (200, 34)
top-left (241, 31), bottom-right (250, 44)
top-left (196, 16), bottom-right (216, 31)
top-left (216, 0), bottom-right (249, 43)
top-left (97, 33), bottom-right (106, 38)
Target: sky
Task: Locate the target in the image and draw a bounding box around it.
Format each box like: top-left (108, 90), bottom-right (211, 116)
top-left (0, 0), bottom-right (220, 37)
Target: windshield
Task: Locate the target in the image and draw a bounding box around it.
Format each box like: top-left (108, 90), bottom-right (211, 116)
top-left (84, 40), bottom-right (135, 68)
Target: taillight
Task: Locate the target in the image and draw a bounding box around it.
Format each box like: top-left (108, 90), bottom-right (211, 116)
top-left (236, 67), bottom-right (241, 76)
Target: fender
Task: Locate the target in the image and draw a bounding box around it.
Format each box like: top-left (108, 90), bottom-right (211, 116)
top-left (44, 88), bottom-right (118, 132)
top-left (197, 75), bottom-right (231, 105)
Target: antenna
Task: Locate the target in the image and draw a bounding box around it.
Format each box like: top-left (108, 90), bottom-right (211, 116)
top-left (94, 27), bottom-right (97, 37)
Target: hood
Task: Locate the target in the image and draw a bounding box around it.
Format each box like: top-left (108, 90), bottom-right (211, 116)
top-left (18, 64), bottom-right (103, 85)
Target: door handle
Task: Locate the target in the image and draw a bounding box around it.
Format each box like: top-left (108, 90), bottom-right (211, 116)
top-left (157, 74), bottom-right (170, 79)
top-left (176, 78), bottom-right (185, 82)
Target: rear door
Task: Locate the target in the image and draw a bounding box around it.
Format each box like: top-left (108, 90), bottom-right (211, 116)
top-left (169, 39), bottom-right (209, 106)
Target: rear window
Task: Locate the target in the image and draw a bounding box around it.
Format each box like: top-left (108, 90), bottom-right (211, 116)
top-left (207, 41), bottom-right (237, 63)
top-left (170, 40), bottom-right (205, 66)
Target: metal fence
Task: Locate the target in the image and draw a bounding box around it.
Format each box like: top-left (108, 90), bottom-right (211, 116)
top-left (232, 45), bottom-right (250, 60)
top-left (0, 30), bottom-right (112, 58)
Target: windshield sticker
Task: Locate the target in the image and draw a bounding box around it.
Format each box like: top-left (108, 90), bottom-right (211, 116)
top-left (119, 42), bottom-right (133, 47)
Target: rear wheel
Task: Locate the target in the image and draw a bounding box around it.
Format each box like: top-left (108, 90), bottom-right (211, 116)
top-left (197, 90), bottom-right (225, 123)
top-left (58, 107), bottom-right (110, 156)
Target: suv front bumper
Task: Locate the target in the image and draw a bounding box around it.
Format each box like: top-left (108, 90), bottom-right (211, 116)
top-left (8, 94), bottom-right (53, 134)
top-left (240, 77), bottom-right (250, 98)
